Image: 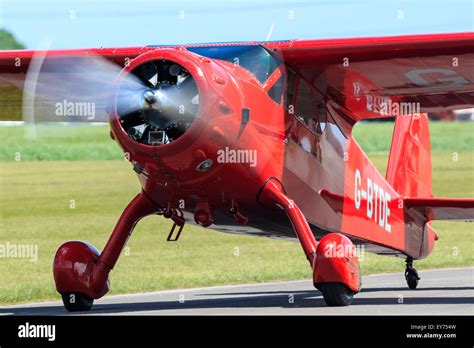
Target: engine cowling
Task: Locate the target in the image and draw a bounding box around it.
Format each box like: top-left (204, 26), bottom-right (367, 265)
top-left (109, 48), bottom-right (243, 185)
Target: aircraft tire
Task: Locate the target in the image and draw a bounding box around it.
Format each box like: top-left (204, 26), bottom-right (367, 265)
top-left (319, 283), bottom-right (354, 306)
top-left (61, 292), bottom-right (94, 312)
top-left (406, 271), bottom-right (419, 289)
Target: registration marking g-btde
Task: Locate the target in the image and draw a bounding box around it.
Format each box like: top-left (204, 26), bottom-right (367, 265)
top-left (354, 169), bottom-right (391, 233)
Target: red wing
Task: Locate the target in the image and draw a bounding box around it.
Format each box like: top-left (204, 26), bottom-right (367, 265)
top-left (404, 197), bottom-right (474, 221)
top-left (265, 32), bottom-right (474, 121)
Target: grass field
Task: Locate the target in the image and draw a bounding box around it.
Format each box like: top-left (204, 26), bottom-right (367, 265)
top-left (0, 122), bottom-right (473, 304)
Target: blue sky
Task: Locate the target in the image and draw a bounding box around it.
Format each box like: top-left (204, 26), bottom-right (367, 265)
top-left (1, 0), bottom-right (472, 49)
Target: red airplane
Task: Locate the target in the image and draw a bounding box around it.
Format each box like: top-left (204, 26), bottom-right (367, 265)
top-left (1, 32), bottom-right (473, 311)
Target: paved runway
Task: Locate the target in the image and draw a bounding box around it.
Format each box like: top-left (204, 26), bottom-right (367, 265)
top-left (1, 267), bottom-right (473, 315)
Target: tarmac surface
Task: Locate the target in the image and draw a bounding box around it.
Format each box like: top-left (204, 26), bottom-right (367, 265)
top-left (1, 267), bottom-right (472, 315)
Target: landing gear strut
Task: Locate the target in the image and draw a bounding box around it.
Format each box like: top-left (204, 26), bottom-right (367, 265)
top-left (53, 191), bottom-right (160, 312)
top-left (405, 257), bottom-right (420, 289)
top-left (258, 178), bottom-right (361, 306)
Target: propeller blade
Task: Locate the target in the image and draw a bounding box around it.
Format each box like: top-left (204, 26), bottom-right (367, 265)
top-left (23, 53), bottom-right (145, 125)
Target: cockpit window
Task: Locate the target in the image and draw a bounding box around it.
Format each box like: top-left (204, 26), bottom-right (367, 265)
top-left (288, 71), bottom-right (328, 135)
top-left (267, 75), bottom-right (284, 104)
top-left (187, 45), bottom-right (279, 83)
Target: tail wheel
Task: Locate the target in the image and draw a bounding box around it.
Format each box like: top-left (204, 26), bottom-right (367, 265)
top-left (318, 283), bottom-right (355, 306)
top-left (61, 293), bottom-right (94, 312)
top-left (405, 258), bottom-right (420, 289)
top-left (405, 270), bottom-right (420, 289)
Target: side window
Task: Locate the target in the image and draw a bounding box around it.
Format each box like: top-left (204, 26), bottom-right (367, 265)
top-left (292, 76), bottom-right (327, 135)
top-left (314, 93), bottom-right (327, 133)
top-left (267, 75), bottom-right (284, 104)
top-left (285, 70), bottom-right (296, 113)
top-left (295, 79), bottom-right (316, 124)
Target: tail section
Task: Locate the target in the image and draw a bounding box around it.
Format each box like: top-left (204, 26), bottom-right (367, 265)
top-left (386, 113), bottom-right (432, 198)
top-left (382, 113), bottom-right (473, 259)
top-left (387, 113), bottom-right (474, 222)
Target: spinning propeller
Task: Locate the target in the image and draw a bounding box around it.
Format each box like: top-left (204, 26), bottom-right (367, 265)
top-left (116, 59), bottom-right (199, 145)
top-left (22, 52), bottom-right (200, 145)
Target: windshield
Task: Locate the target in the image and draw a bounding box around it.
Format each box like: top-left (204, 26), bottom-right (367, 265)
top-left (187, 45), bottom-right (279, 83)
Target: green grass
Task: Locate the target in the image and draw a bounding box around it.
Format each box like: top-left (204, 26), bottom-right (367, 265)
top-left (0, 122), bottom-right (473, 305)
top-left (1, 121), bottom-right (473, 161)
top-left (0, 124), bottom-right (123, 161)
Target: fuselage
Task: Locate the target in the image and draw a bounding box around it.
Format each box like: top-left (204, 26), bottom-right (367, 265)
top-left (108, 44), bottom-right (437, 260)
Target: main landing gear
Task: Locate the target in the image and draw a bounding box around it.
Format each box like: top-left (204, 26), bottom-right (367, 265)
top-left (258, 178), bottom-right (361, 306)
top-left (54, 178), bottom-right (363, 310)
top-left (405, 257), bottom-right (420, 289)
top-left (53, 191), bottom-right (160, 312)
